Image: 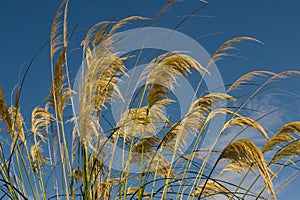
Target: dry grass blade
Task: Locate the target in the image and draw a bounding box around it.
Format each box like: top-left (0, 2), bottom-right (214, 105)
top-left (227, 70), bottom-right (276, 92)
top-left (194, 180), bottom-right (231, 198)
top-left (109, 16), bottom-right (149, 35)
top-left (63, 0), bottom-right (68, 47)
top-left (262, 122), bottom-right (300, 153)
top-left (49, 47), bottom-right (72, 117)
top-left (221, 162), bottom-right (251, 174)
top-left (132, 142), bottom-right (156, 155)
top-left (117, 104), bottom-right (169, 137)
top-left (30, 141), bottom-right (49, 173)
top-left (153, 0), bottom-right (177, 24)
top-left (92, 22), bottom-right (110, 47)
top-left (79, 48), bottom-right (111, 145)
top-left (9, 107), bottom-right (25, 143)
top-left (80, 30), bottom-right (128, 145)
top-left (137, 52), bottom-right (210, 140)
top-left (265, 122), bottom-right (300, 163)
top-left (277, 121), bottom-right (300, 135)
top-left (182, 93), bottom-right (235, 133)
top-left (262, 133), bottom-right (296, 154)
top-left (31, 107), bottom-right (54, 142)
top-left (269, 70), bottom-right (300, 81)
top-left (82, 16), bottom-right (147, 47)
top-left (81, 21), bottom-right (112, 48)
top-left (220, 139), bottom-right (276, 199)
top-left (141, 53), bottom-right (209, 92)
top-left (163, 93), bottom-right (235, 152)
top-left (138, 136), bottom-right (161, 150)
top-left (147, 84), bottom-right (169, 110)
top-left (270, 139), bottom-right (300, 164)
top-left (0, 87), bottom-right (12, 132)
top-left (228, 70), bottom-right (300, 93)
top-left (131, 137), bottom-right (161, 166)
top-left (94, 56), bottom-right (128, 113)
top-left (206, 108), bottom-right (239, 123)
top-left (191, 94), bottom-right (235, 117)
top-left (52, 48), bottom-right (66, 99)
top-left (208, 36), bottom-right (262, 67)
top-left (221, 116), bottom-right (269, 139)
top-left (50, 0), bottom-right (68, 59)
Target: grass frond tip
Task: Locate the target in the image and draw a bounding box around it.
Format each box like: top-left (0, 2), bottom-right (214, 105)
top-left (220, 139), bottom-right (276, 199)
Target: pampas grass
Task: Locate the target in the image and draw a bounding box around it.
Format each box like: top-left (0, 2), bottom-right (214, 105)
top-left (0, 1), bottom-right (299, 200)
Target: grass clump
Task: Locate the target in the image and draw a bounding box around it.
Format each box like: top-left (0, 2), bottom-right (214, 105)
top-left (0, 1), bottom-right (299, 200)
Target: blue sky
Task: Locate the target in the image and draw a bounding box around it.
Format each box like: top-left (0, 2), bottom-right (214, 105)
top-left (0, 0), bottom-right (299, 199)
top-left (1, 0), bottom-right (299, 113)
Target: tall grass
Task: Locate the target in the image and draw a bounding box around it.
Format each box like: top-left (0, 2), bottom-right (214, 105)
top-left (0, 1), bottom-right (299, 200)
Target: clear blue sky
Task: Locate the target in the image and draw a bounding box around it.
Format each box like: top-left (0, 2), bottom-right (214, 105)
top-left (0, 0), bottom-right (299, 199)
